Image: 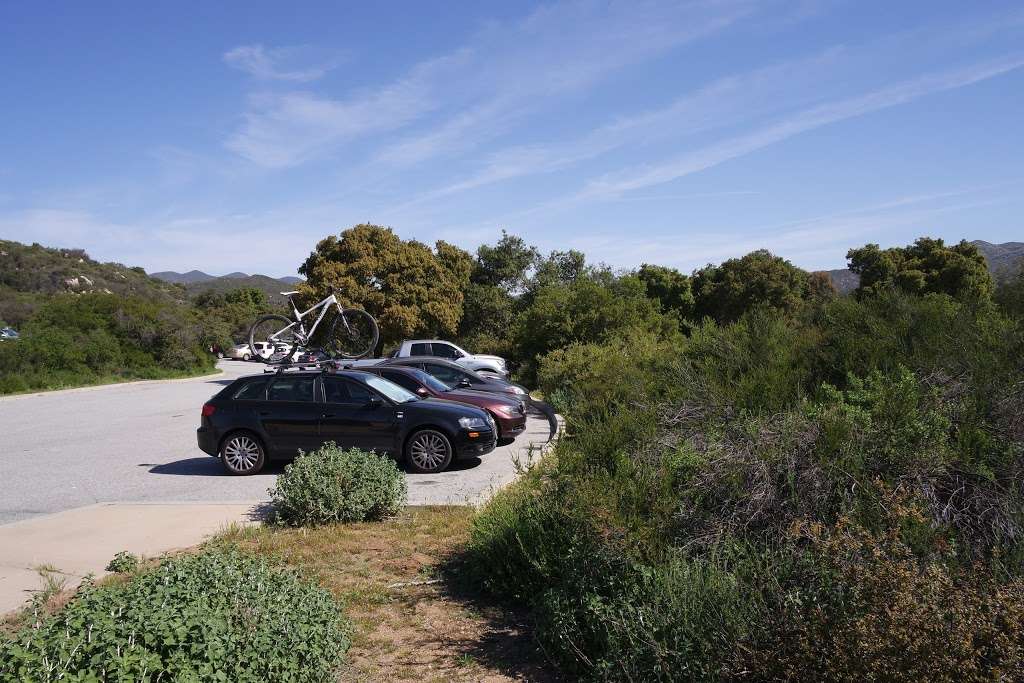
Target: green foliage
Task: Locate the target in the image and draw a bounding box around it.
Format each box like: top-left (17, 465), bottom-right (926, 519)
top-left (996, 262), bottom-right (1024, 318)
top-left (105, 550), bottom-right (140, 573)
top-left (692, 249), bottom-right (812, 324)
top-left (636, 263), bottom-right (694, 320)
top-left (849, 236), bottom-right (993, 301)
top-left (514, 269), bottom-right (677, 384)
top-left (270, 443), bottom-right (407, 526)
top-left (0, 292), bottom-right (214, 394)
top-left (466, 289), bottom-right (1024, 680)
top-left (299, 224), bottom-right (472, 349)
top-left (0, 549), bottom-right (350, 682)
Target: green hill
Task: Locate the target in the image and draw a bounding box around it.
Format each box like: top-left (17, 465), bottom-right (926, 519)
top-left (0, 240), bottom-right (187, 327)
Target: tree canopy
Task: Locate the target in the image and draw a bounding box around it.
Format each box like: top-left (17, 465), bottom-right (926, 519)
top-left (848, 237), bottom-right (993, 301)
top-left (299, 224), bottom-right (472, 348)
top-left (636, 264), bottom-right (694, 319)
top-left (692, 249), bottom-right (811, 324)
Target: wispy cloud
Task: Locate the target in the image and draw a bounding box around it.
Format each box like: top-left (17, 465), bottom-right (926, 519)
top-left (223, 44), bottom-right (342, 82)
top-left (375, 0), bottom-right (760, 166)
top-left (226, 0), bottom-right (762, 169)
top-left (224, 52), bottom-right (466, 168)
top-left (578, 55), bottom-right (1024, 199)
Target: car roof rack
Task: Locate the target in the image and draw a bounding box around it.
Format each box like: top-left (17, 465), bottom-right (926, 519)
top-left (263, 359), bottom-right (343, 374)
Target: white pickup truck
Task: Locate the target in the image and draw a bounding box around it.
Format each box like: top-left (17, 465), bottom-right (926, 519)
top-left (379, 339), bottom-right (508, 378)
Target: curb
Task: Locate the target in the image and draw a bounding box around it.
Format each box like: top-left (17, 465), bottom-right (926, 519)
top-left (0, 367), bottom-right (226, 402)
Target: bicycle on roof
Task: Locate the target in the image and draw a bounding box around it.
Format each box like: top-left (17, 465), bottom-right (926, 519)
top-left (247, 289), bottom-right (379, 363)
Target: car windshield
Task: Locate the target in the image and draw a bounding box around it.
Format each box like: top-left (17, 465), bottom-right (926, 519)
top-left (409, 368), bottom-right (453, 392)
top-left (363, 374), bottom-right (419, 403)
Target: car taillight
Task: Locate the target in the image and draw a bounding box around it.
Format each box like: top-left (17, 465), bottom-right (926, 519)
top-left (201, 403), bottom-right (216, 417)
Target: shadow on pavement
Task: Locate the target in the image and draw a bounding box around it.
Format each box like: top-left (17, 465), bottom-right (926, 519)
top-left (144, 458), bottom-right (286, 476)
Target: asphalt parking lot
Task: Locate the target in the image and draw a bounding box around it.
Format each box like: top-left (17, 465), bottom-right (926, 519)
top-left (0, 361), bottom-right (553, 525)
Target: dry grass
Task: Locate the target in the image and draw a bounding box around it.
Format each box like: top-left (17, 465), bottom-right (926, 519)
top-left (214, 506), bottom-right (557, 683)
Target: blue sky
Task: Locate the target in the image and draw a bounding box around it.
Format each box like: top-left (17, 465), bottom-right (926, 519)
top-left (1, 1), bottom-right (1022, 277)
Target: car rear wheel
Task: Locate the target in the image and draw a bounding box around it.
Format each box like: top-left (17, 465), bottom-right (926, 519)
top-left (242, 353), bottom-right (251, 361)
top-left (220, 432), bottom-right (266, 475)
top-left (405, 429), bottom-right (453, 474)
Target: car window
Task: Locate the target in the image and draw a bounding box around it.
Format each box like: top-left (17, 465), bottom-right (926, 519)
top-left (267, 376), bottom-right (315, 402)
top-left (408, 368), bottom-right (451, 392)
top-left (423, 363), bottom-right (464, 386)
top-left (233, 379), bottom-right (267, 400)
top-left (410, 342), bottom-right (430, 356)
top-left (323, 377), bottom-right (374, 403)
top-left (364, 375), bottom-right (419, 403)
top-left (381, 371), bottom-right (420, 392)
top-left (431, 343), bottom-right (460, 359)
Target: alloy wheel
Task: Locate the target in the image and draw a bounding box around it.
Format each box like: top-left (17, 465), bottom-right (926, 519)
top-left (224, 435), bottom-right (261, 472)
top-left (409, 431), bottom-right (450, 471)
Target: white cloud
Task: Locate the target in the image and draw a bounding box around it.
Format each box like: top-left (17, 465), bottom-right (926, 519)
top-left (225, 51), bottom-right (468, 168)
top-left (226, 0), bottom-right (762, 169)
top-left (578, 55), bottom-right (1024, 199)
top-left (223, 44), bottom-right (341, 82)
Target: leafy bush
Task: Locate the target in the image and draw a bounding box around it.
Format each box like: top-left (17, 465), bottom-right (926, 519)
top-left (105, 550), bottom-right (140, 573)
top-left (0, 292), bottom-right (214, 394)
top-left (0, 549), bottom-right (350, 682)
top-left (270, 443), bottom-right (407, 526)
top-left (466, 291), bottom-right (1024, 680)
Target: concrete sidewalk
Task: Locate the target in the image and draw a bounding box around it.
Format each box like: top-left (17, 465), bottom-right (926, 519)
top-left (0, 502), bottom-right (263, 615)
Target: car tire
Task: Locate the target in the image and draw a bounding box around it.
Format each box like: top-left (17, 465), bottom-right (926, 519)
top-left (242, 353), bottom-right (251, 361)
top-left (405, 429), bottom-right (453, 474)
top-left (220, 431), bottom-right (266, 475)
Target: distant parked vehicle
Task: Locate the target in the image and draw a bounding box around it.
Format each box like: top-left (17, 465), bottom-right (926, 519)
top-left (0, 327), bottom-right (18, 341)
top-left (360, 365), bottom-right (526, 443)
top-left (197, 369), bottom-right (497, 475)
top-left (380, 357), bottom-right (528, 399)
top-left (225, 341), bottom-right (275, 361)
top-left (390, 340), bottom-right (508, 378)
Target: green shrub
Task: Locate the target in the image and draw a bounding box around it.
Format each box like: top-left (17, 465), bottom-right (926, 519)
top-left (105, 550), bottom-right (140, 573)
top-left (0, 549), bottom-right (350, 682)
top-left (750, 517), bottom-right (1024, 682)
top-left (270, 443), bottom-right (407, 526)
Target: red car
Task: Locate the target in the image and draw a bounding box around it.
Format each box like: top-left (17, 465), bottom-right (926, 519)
top-left (363, 365), bottom-right (527, 443)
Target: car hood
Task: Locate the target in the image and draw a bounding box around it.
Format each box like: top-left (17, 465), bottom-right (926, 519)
top-left (469, 354), bottom-right (505, 364)
top-left (442, 388), bottom-right (518, 407)
top-left (402, 396), bottom-right (488, 419)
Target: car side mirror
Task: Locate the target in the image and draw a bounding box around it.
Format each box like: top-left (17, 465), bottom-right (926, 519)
top-left (416, 387), bottom-right (428, 396)
top-left (367, 397), bottom-right (383, 409)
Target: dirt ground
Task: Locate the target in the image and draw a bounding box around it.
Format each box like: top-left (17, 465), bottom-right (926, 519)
top-left (218, 506), bottom-right (559, 683)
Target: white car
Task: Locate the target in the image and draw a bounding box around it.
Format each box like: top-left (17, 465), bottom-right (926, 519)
top-left (391, 339), bottom-right (508, 378)
top-left (224, 341), bottom-right (276, 361)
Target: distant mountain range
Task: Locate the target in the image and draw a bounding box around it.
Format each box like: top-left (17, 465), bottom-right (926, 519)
top-left (824, 240), bottom-right (1022, 294)
top-left (150, 270), bottom-right (302, 285)
top-left (149, 271), bottom-right (304, 304)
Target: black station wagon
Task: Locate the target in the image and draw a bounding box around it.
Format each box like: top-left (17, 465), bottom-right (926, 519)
top-left (197, 369), bottom-right (497, 475)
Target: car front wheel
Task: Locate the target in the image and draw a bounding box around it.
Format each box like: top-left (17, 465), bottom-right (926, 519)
top-left (220, 432), bottom-right (266, 475)
top-left (405, 429), bottom-right (453, 474)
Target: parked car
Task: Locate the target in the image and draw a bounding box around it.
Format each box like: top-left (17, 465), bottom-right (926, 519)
top-left (225, 341), bottom-right (276, 361)
top-left (0, 327), bottom-right (18, 341)
top-left (380, 357), bottom-right (529, 399)
top-left (360, 365), bottom-right (526, 443)
top-left (197, 369), bottom-right (497, 475)
top-left (389, 339), bottom-right (508, 378)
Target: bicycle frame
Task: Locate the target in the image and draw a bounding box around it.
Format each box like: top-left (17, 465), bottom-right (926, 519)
top-left (270, 294), bottom-right (346, 345)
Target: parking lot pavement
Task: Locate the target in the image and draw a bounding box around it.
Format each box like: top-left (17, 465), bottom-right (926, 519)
top-left (0, 361), bottom-right (556, 525)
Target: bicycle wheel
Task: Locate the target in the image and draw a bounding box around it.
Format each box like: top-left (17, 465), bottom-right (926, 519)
top-left (248, 314), bottom-right (298, 364)
top-left (326, 308), bottom-right (379, 359)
